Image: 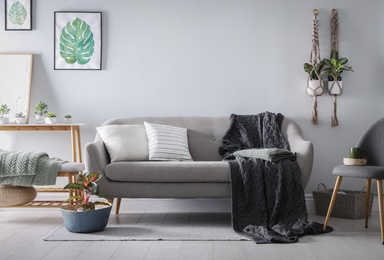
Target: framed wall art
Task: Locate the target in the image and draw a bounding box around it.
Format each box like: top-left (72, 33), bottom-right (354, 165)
top-left (5, 0), bottom-right (32, 31)
top-left (0, 53), bottom-right (33, 123)
top-left (54, 11), bottom-right (102, 70)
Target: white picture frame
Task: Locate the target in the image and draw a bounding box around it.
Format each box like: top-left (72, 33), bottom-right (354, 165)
top-left (54, 11), bottom-right (102, 70)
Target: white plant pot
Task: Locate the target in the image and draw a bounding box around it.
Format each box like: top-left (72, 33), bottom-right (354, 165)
top-left (35, 115), bottom-right (45, 124)
top-left (328, 80), bottom-right (343, 95)
top-left (64, 118), bottom-right (72, 124)
top-left (0, 117), bottom-right (10, 124)
top-left (306, 79), bottom-right (324, 96)
top-left (15, 118), bottom-right (26, 124)
top-left (45, 117), bottom-right (57, 124)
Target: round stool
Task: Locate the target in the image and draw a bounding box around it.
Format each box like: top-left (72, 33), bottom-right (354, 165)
top-left (0, 185), bottom-right (37, 207)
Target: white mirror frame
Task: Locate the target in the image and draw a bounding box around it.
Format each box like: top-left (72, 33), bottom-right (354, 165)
top-left (0, 53), bottom-right (33, 123)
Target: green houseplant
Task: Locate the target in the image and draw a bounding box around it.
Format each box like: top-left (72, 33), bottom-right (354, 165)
top-left (61, 171), bottom-right (112, 233)
top-left (323, 50), bottom-right (353, 95)
top-left (15, 112), bottom-right (26, 124)
top-left (323, 50), bottom-right (353, 81)
top-left (64, 114), bottom-right (72, 124)
top-left (303, 60), bottom-right (325, 81)
top-left (45, 112), bottom-right (57, 124)
top-left (0, 104), bottom-right (11, 124)
top-left (35, 101), bottom-right (48, 124)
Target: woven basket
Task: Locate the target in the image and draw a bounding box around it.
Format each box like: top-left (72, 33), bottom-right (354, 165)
top-left (0, 185), bottom-right (37, 207)
top-left (312, 183), bottom-right (374, 219)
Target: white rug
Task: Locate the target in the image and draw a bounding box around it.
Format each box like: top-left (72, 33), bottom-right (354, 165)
top-left (44, 212), bottom-right (249, 241)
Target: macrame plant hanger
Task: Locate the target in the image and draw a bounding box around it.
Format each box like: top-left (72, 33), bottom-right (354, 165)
top-left (306, 9), bottom-right (323, 125)
top-left (329, 8), bottom-right (342, 127)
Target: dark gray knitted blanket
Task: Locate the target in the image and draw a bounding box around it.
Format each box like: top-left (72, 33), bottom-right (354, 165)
top-left (219, 112), bottom-right (332, 244)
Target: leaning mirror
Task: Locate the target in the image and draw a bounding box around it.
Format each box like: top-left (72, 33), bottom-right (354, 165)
top-left (0, 54), bottom-right (33, 123)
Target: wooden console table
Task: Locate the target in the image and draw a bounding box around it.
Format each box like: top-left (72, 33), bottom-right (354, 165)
top-left (0, 123), bottom-right (85, 208)
top-left (0, 123), bottom-right (84, 163)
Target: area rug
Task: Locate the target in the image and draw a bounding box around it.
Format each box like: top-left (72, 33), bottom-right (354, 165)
top-left (44, 212), bottom-right (250, 241)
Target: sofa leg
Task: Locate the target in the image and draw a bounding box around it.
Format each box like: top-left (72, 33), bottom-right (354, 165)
top-left (115, 198), bottom-right (121, 214)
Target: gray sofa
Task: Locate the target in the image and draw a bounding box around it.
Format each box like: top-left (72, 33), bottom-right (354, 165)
top-left (84, 116), bottom-right (313, 214)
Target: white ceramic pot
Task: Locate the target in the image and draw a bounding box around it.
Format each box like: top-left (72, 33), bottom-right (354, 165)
top-left (306, 79), bottom-right (324, 96)
top-left (35, 115), bottom-right (45, 124)
top-left (15, 118), bottom-right (26, 124)
top-left (64, 118), bottom-right (72, 124)
top-left (45, 117), bottom-right (57, 124)
top-left (328, 80), bottom-right (343, 95)
top-left (0, 117), bottom-right (9, 124)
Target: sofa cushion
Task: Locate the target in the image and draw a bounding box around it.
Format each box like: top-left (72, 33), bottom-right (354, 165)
top-left (104, 161), bottom-right (230, 182)
top-left (144, 122), bottom-right (193, 161)
top-left (96, 125), bottom-right (149, 162)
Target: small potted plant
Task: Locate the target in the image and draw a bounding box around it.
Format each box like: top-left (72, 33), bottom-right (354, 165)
top-left (0, 104), bottom-right (11, 124)
top-left (14, 112), bottom-right (27, 124)
top-left (304, 60), bottom-right (325, 96)
top-left (61, 171), bottom-right (112, 233)
top-left (45, 113), bottom-right (57, 124)
top-left (64, 114), bottom-right (72, 124)
top-left (35, 101), bottom-right (48, 124)
top-left (323, 50), bottom-right (353, 95)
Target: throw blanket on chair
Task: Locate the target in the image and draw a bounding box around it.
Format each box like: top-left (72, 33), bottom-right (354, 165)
top-left (219, 112), bottom-right (332, 243)
top-left (0, 150), bottom-right (65, 186)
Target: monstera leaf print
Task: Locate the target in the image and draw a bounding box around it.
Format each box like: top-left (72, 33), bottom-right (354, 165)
top-left (9, 1), bottom-right (27, 25)
top-left (60, 18), bottom-right (95, 65)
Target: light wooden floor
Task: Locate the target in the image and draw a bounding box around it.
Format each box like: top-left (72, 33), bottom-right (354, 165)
top-left (1, 208), bottom-right (384, 260)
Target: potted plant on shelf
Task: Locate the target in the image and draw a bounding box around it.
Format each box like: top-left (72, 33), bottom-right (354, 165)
top-left (45, 113), bottom-right (57, 124)
top-left (35, 101), bottom-right (48, 124)
top-left (61, 171), bottom-right (112, 233)
top-left (14, 112), bottom-right (27, 124)
top-left (0, 104), bottom-right (11, 124)
top-left (323, 50), bottom-right (353, 95)
top-left (304, 60), bottom-right (325, 96)
top-left (64, 114), bottom-right (72, 124)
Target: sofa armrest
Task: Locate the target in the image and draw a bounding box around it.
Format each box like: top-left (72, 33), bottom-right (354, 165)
top-left (84, 139), bottom-right (110, 175)
top-left (281, 118), bottom-right (313, 189)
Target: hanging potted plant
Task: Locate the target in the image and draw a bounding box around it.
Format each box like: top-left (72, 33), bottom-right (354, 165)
top-left (45, 112), bottom-right (57, 124)
top-left (14, 112), bottom-right (27, 124)
top-left (35, 101), bottom-right (48, 124)
top-left (61, 171), bottom-right (112, 233)
top-left (323, 50), bottom-right (353, 95)
top-left (304, 60), bottom-right (325, 96)
top-left (0, 104), bottom-right (11, 124)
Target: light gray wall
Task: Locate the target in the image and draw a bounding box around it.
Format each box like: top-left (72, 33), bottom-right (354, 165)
top-left (1, 0), bottom-right (383, 194)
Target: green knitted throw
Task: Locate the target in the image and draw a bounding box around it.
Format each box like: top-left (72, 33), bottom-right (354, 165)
top-left (0, 150), bottom-right (65, 186)
top-left (232, 148), bottom-right (296, 163)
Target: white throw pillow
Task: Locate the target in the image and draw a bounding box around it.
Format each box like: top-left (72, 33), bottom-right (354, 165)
top-left (144, 122), bottom-right (193, 161)
top-left (96, 125), bottom-right (149, 162)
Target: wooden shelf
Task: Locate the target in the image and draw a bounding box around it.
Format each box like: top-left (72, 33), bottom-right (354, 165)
top-left (0, 125), bottom-right (85, 209)
top-left (4, 200), bottom-right (72, 208)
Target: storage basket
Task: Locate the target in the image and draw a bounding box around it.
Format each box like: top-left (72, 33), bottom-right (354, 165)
top-left (312, 183), bottom-right (374, 219)
top-left (0, 185), bottom-right (37, 207)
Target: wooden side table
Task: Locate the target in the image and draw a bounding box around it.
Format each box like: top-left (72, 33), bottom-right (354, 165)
top-left (0, 123), bottom-right (85, 208)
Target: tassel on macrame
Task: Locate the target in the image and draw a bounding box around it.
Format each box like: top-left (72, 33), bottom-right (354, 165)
top-left (312, 96), bottom-right (318, 125)
top-left (331, 95), bottom-right (338, 127)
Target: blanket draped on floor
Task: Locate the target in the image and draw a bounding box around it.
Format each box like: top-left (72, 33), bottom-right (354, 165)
top-left (219, 112), bottom-right (332, 243)
top-left (0, 150), bottom-right (65, 186)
